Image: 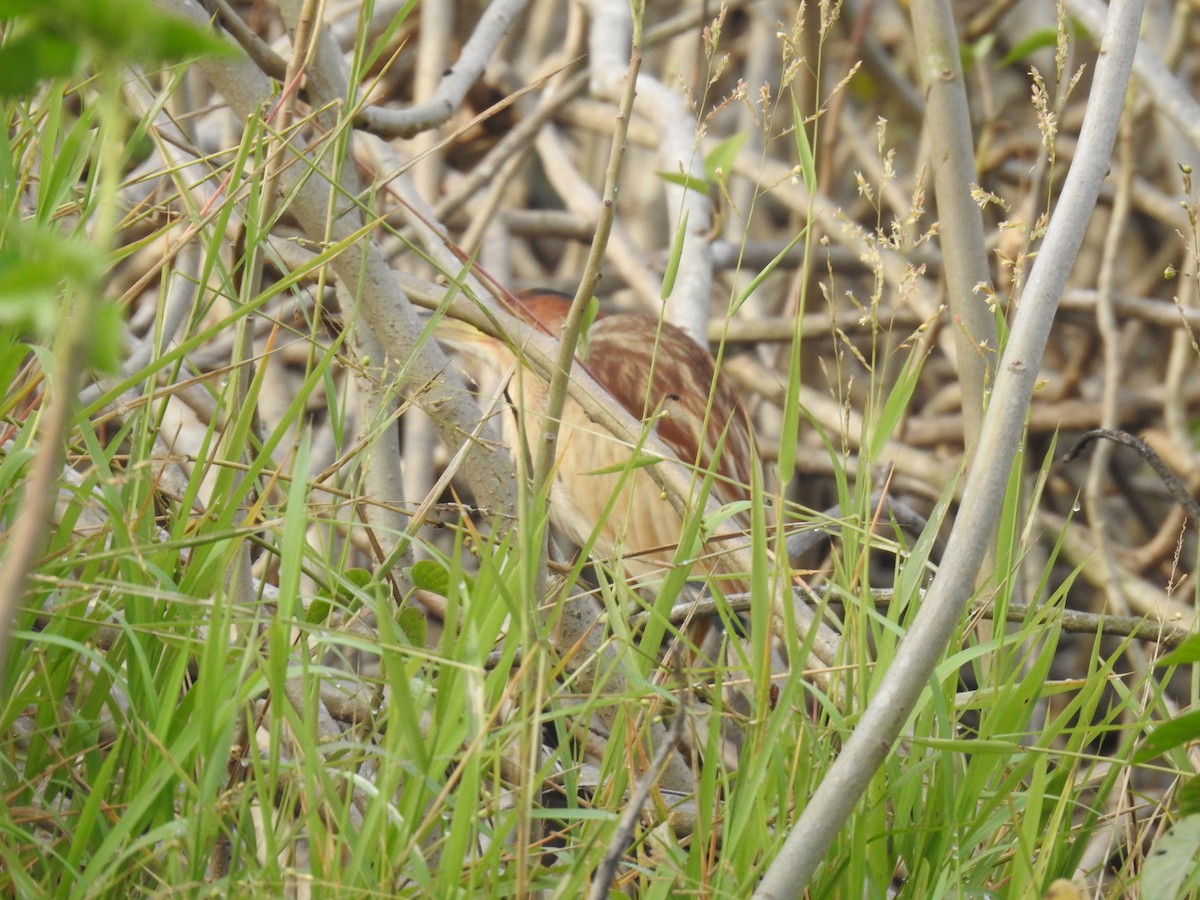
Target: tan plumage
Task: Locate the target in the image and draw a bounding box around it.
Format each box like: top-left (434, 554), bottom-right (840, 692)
top-left (441, 289), bottom-right (761, 592)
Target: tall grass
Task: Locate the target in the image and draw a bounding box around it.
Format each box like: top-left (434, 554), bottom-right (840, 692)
top-left (0, 2), bottom-right (1197, 898)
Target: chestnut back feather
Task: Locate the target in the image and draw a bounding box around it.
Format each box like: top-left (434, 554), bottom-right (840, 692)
top-left (509, 290), bottom-right (757, 508)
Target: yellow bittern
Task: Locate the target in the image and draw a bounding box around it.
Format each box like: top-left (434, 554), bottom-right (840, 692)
top-left (439, 288), bottom-right (761, 597)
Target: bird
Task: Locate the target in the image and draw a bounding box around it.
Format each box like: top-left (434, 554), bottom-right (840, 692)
top-left (440, 290), bottom-right (811, 776)
top-left (438, 288), bottom-right (763, 600)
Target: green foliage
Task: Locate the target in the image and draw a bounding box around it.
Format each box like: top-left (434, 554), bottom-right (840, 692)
top-left (0, 0), bottom-right (230, 97)
top-left (576, 292), bottom-right (600, 356)
top-left (997, 19), bottom-right (1088, 69)
top-left (1142, 815), bottom-right (1200, 899)
top-left (661, 208), bottom-right (688, 298)
top-left (790, 97), bottom-right (817, 196)
top-left (1136, 707), bottom-right (1200, 764)
top-left (0, 27), bottom-right (77, 97)
top-left (0, 2), bottom-right (1194, 897)
top-left (960, 33), bottom-right (996, 74)
top-left (1160, 631), bottom-right (1200, 665)
top-left (0, 0), bottom-right (228, 373)
top-left (0, 222), bottom-right (125, 372)
top-left (0, 226), bottom-right (102, 328)
top-left (657, 133), bottom-right (750, 196)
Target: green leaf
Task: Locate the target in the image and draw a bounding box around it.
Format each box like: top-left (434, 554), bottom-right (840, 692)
top-left (1133, 707), bottom-right (1200, 764)
top-left (134, 12), bottom-right (233, 64)
top-left (661, 209), bottom-right (688, 299)
top-left (343, 568), bottom-right (373, 589)
top-left (731, 226), bottom-right (806, 315)
top-left (701, 500), bottom-right (751, 535)
top-left (397, 606), bottom-right (428, 647)
top-left (0, 0), bottom-right (231, 89)
top-left (88, 302), bottom-right (123, 373)
top-left (304, 594), bottom-right (333, 625)
top-left (0, 31), bottom-right (78, 96)
top-left (704, 132), bottom-right (747, 183)
top-left (868, 346), bottom-right (926, 458)
top-left (790, 97), bottom-right (816, 196)
top-left (1158, 632), bottom-right (1200, 665)
top-left (1181, 776), bottom-right (1200, 819)
top-left (0, 287), bottom-right (58, 332)
top-left (0, 1), bottom-right (44, 14)
top-left (960, 34), bottom-right (995, 74)
top-left (329, 567), bottom-right (379, 613)
top-left (577, 294), bottom-right (599, 357)
top-left (0, 223), bottom-right (104, 290)
top-left (0, 222), bottom-right (120, 370)
top-left (656, 170), bottom-right (710, 194)
top-left (586, 451), bottom-right (664, 476)
top-left (998, 28), bottom-right (1059, 67)
top-left (1141, 814), bottom-right (1200, 900)
top-left (411, 558), bottom-right (452, 595)
top-left (997, 21), bottom-right (1088, 68)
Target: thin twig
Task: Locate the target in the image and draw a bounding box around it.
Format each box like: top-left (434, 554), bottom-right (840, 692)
top-left (206, 0), bottom-right (288, 79)
top-left (587, 691), bottom-right (687, 900)
top-left (1064, 428), bottom-right (1200, 523)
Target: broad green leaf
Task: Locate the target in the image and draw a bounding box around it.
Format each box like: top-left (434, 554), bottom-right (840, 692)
top-left (1158, 632), bottom-right (1200, 665)
top-left (397, 606), bottom-right (428, 646)
top-left (304, 594), bottom-right (333, 625)
top-left (1134, 707), bottom-right (1200, 764)
top-left (1141, 814), bottom-right (1200, 900)
top-left (704, 132), bottom-right (747, 183)
top-left (656, 170), bottom-right (709, 194)
top-left (1181, 776), bottom-right (1200, 819)
top-left (411, 558), bottom-right (452, 595)
top-left (0, 31), bottom-right (77, 96)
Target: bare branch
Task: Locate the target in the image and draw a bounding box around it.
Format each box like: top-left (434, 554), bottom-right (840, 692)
top-left (585, 0), bottom-right (713, 340)
top-left (357, 0), bottom-right (531, 138)
top-left (155, 0), bottom-right (520, 538)
top-left (909, 0), bottom-right (998, 453)
top-left (754, 1), bottom-right (1147, 894)
top-left (1067, 0), bottom-right (1200, 155)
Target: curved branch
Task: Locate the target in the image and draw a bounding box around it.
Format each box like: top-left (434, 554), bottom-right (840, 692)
top-left (356, 0), bottom-right (530, 138)
top-left (155, 0), bottom-right (520, 532)
top-left (754, 0), bottom-right (1146, 894)
top-left (585, 0), bottom-right (714, 341)
top-left (1066, 429), bottom-right (1200, 523)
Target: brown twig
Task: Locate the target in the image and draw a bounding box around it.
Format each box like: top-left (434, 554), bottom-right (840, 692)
top-left (1063, 428), bottom-right (1200, 523)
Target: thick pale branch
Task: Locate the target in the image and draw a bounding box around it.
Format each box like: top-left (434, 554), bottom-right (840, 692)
top-left (754, 0), bottom-right (1146, 894)
top-left (356, 0), bottom-right (530, 138)
top-left (155, 0), bottom-right (520, 532)
top-left (909, 0), bottom-right (998, 453)
top-left (1067, 0), bottom-right (1200, 155)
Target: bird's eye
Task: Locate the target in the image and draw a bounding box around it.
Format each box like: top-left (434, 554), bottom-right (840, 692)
top-left (666, 393), bottom-right (681, 402)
